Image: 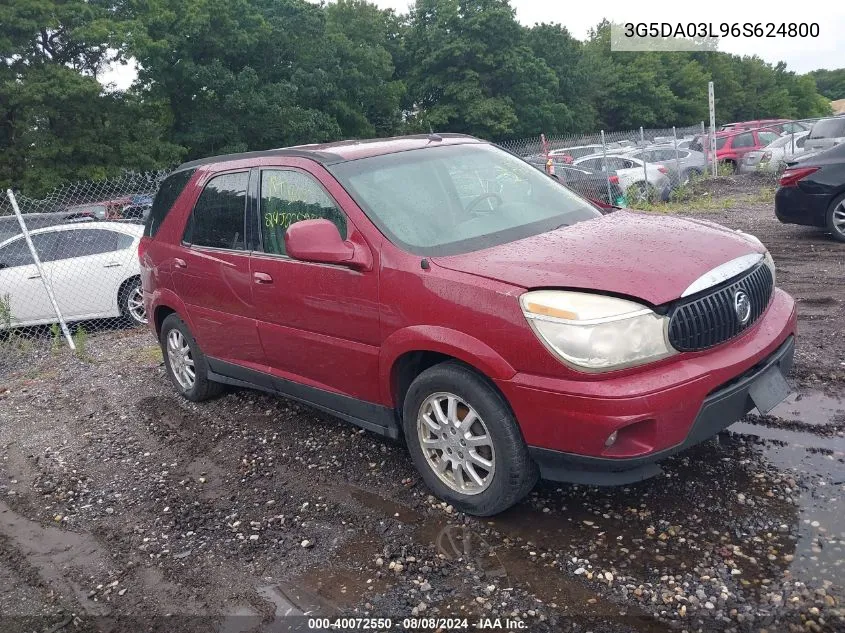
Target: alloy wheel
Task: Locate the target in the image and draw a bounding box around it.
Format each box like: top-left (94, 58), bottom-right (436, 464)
top-left (127, 286), bottom-right (147, 324)
top-left (167, 329), bottom-right (195, 391)
top-left (832, 201), bottom-right (845, 237)
top-left (417, 392), bottom-right (496, 495)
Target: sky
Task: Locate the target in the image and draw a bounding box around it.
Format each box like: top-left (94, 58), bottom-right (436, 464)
top-left (98, 0), bottom-right (845, 91)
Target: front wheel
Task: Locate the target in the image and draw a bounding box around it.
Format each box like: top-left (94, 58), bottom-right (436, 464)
top-left (827, 194), bottom-right (845, 243)
top-left (403, 362), bottom-right (538, 516)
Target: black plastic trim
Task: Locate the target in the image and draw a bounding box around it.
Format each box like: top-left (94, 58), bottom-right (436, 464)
top-left (205, 358), bottom-right (400, 440)
top-left (528, 335), bottom-right (795, 485)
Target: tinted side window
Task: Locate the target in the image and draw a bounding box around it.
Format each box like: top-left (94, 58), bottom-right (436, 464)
top-left (809, 118), bottom-right (845, 138)
top-left (260, 170), bottom-right (347, 256)
top-left (758, 132), bottom-right (779, 146)
top-left (144, 169), bottom-right (196, 238)
top-left (715, 137), bottom-right (728, 150)
top-left (51, 230), bottom-right (124, 261)
top-left (185, 172), bottom-right (248, 250)
top-left (733, 133), bottom-right (754, 148)
top-left (0, 238), bottom-right (34, 268)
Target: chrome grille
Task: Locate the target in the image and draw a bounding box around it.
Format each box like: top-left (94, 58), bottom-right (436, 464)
top-left (668, 264), bottom-right (774, 352)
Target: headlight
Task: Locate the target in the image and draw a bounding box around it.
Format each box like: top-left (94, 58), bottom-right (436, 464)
top-left (520, 291), bottom-right (675, 372)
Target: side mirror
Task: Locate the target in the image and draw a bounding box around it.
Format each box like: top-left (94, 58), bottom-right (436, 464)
top-left (285, 219), bottom-right (371, 271)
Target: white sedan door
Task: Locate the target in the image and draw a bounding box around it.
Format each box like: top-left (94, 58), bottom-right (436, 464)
top-left (48, 229), bottom-right (137, 320)
top-left (0, 233), bottom-right (61, 326)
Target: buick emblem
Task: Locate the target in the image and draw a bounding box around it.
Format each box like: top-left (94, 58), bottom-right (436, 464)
top-left (734, 290), bottom-right (752, 325)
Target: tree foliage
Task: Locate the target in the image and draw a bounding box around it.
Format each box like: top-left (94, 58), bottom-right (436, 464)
top-left (0, 0), bottom-right (835, 194)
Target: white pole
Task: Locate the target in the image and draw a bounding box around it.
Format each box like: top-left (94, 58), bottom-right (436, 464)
top-left (600, 130), bottom-right (613, 204)
top-left (708, 81), bottom-right (717, 177)
top-left (6, 189), bottom-right (75, 350)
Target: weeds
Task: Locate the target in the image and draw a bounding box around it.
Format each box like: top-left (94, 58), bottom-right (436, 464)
top-left (72, 325), bottom-right (89, 360)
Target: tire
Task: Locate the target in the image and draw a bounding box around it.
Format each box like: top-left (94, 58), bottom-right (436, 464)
top-left (826, 194), bottom-right (845, 243)
top-left (119, 277), bottom-right (148, 326)
top-left (402, 361), bottom-right (538, 516)
top-left (159, 314), bottom-right (223, 402)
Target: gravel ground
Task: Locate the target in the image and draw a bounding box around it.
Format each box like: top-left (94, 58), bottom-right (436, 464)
top-left (0, 178), bottom-right (843, 633)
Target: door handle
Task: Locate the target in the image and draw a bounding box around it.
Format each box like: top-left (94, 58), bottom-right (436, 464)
top-left (173, 258), bottom-right (187, 269)
top-left (253, 272), bottom-right (273, 284)
top-left (103, 262), bottom-right (122, 268)
top-left (27, 273), bottom-right (41, 279)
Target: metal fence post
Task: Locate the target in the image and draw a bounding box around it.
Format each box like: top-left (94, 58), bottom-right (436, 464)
top-left (640, 127), bottom-right (649, 195)
top-left (5, 189), bottom-right (76, 350)
top-left (708, 82), bottom-right (717, 177)
top-left (601, 130), bottom-right (613, 204)
top-left (673, 126), bottom-right (682, 187)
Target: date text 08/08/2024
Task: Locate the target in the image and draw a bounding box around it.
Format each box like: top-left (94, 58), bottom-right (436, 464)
top-left (623, 22), bottom-right (819, 38)
top-left (307, 617), bottom-right (528, 630)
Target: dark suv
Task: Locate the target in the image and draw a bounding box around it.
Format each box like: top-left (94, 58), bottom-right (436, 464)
top-left (140, 134), bottom-right (796, 515)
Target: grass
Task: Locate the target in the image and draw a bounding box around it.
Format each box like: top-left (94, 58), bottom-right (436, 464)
top-left (628, 171), bottom-right (777, 214)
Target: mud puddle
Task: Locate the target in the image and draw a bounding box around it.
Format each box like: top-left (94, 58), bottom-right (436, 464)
top-left (748, 389), bottom-right (845, 426)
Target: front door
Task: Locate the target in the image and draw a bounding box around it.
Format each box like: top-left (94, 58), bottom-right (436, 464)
top-left (249, 167), bottom-right (381, 404)
top-left (171, 170), bottom-right (264, 368)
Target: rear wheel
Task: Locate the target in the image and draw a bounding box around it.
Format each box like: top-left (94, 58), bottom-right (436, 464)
top-left (119, 277), bottom-right (147, 326)
top-left (159, 314), bottom-right (223, 402)
top-left (403, 361), bottom-right (538, 516)
top-left (827, 194), bottom-right (845, 243)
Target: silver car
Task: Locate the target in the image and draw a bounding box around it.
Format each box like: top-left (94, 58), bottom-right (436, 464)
top-left (614, 146), bottom-right (707, 187)
top-left (804, 118), bottom-right (845, 153)
top-left (740, 131), bottom-right (810, 173)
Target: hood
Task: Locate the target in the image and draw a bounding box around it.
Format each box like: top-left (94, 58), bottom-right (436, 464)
top-left (432, 211), bottom-right (763, 306)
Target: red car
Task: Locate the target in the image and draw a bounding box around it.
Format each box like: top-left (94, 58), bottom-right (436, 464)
top-left (704, 128), bottom-right (782, 171)
top-left (140, 134), bottom-right (797, 515)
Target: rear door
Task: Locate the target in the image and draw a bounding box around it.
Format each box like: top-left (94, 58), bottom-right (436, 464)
top-left (48, 228), bottom-right (137, 319)
top-left (249, 166), bottom-right (381, 403)
top-left (172, 170), bottom-right (264, 368)
top-left (730, 132), bottom-right (755, 161)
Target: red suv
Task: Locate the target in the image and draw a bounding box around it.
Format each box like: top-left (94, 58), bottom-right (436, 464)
top-left (140, 134), bottom-right (797, 516)
top-left (705, 128), bottom-right (782, 171)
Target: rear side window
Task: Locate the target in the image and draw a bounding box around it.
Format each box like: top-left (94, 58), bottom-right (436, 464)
top-left (715, 137), bottom-right (728, 150)
top-left (184, 172), bottom-right (249, 250)
top-left (758, 132), bottom-right (780, 146)
top-left (732, 133), bottom-right (754, 148)
top-left (809, 118), bottom-right (845, 139)
top-left (51, 229), bottom-right (126, 261)
top-left (144, 169), bottom-right (196, 238)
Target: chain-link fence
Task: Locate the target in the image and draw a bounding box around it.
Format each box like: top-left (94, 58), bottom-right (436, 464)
top-left (0, 172), bottom-right (168, 373)
top-left (499, 117), bottom-right (833, 204)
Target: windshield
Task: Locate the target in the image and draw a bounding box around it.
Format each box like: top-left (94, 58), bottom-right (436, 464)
top-left (329, 143), bottom-right (601, 256)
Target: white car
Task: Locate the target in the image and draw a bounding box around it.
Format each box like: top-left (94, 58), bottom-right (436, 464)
top-left (548, 143), bottom-right (621, 162)
top-left (573, 154), bottom-right (671, 202)
top-left (740, 131), bottom-right (810, 173)
top-left (0, 223), bottom-right (146, 328)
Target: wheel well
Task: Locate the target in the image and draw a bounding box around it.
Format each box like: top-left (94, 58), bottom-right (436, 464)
top-left (117, 275), bottom-right (140, 301)
top-left (154, 306), bottom-right (176, 336)
top-left (390, 351), bottom-right (509, 414)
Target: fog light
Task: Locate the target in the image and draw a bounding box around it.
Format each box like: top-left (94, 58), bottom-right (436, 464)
top-left (605, 430), bottom-right (618, 447)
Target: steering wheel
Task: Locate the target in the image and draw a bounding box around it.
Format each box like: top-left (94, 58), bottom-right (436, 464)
top-left (465, 192), bottom-right (503, 215)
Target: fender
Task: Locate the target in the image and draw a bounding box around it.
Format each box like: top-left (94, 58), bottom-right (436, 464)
top-left (378, 325), bottom-right (516, 404)
top-left (148, 287), bottom-right (194, 336)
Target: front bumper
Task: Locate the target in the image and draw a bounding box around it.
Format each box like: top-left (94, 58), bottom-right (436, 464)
top-left (495, 288), bottom-right (797, 485)
top-left (527, 335), bottom-right (794, 484)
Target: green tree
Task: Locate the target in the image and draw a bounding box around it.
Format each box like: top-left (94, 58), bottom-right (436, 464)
top-left (403, 0), bottom-right (565, 140)
top-left (0, 0), bottom-right (182, 194)
top-left (806, 68), bottom-right (845, 101)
